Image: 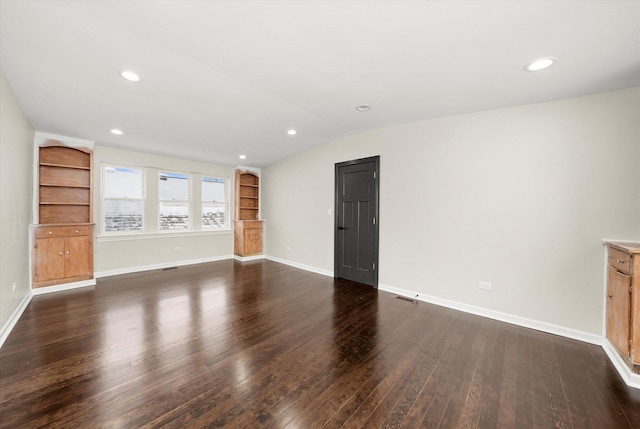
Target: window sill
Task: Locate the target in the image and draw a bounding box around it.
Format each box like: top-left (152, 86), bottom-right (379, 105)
top-left (97, 229), bottom-right (232, 242)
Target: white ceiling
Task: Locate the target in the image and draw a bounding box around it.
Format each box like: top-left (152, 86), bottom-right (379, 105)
top-left (1, 1), bottom-right (639, 167)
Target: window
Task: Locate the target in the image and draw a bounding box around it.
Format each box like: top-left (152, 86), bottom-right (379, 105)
top-left (101, 164), bottom-right (229, 237)
top-left (202, 176), bottom-right (227, 229)
top-left (159, 172), bottom-right (190, 230)
top-left (103, 166), bottom-right (144, 232)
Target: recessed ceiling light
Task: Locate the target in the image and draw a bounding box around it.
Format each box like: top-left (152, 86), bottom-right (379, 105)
top-left (356, 104), bottom-right (372, 112)
top-left (239, 154), bottom-right (246, 160)
top-left (110, 129), bottom-right (123, 135)
top-left (120, 70), bottom-right (141, 82)
top-left (287, 129), bottom-right (297, 136)
top-left (525, 57), bottom-right (556, 72)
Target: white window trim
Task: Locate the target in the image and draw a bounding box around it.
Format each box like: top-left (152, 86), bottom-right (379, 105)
top-left (97, 229), bottom-right (232, 242)
top-left (158, 170), bottom-right (191, 231)
top-left (101, 163), bottom-right (145, 235)
top-left (201, 175), bottom-right (229, 230)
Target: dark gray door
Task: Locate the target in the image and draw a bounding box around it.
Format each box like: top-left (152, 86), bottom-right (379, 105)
top-left (334, 156), bottom-right (379, 287)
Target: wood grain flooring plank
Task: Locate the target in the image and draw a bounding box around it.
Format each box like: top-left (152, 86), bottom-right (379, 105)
top-left (398, 314), bottom-right (477, 428)
top-left (495, 327), bottom-right (519, 428)
top-left (552, 338), bottom-right (632, 429)
top-left (339, 306), bottom-right (452, 429)
top-left (449, 318), bottom-right (500, 429)
top-left (528, 335), bottom-right (568, 429)
top-left (578, 342), bottom-right (637, 428)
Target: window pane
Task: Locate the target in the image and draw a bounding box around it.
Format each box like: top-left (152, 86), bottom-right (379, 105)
top-left (104, 200), bottom-right (143, 232)
top-left (202, 203), bottom-right (226, 228)
top-left (202, 177), bottom-right (225, 202)
top-left (104, 167), bottom-right (143, 199)
top-left (160, 202), bottom-right (189, 230)
top-left (159, 172), bottom-right (188, 201)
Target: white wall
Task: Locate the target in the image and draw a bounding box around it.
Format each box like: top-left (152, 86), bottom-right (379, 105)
top-left (93, 145), bottom-right (235, 275)
top-left (0, 70), bottom-right (34, 330)
top-left (263, 88), bottom-right (640, 335)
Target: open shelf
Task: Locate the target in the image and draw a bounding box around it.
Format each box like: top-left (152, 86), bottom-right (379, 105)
top-left (40, 162), bottom-right (91, 170)
top-left (236, 171), bottom-right (259, 221)
top-left (38, 146), bottom-right (92, 224)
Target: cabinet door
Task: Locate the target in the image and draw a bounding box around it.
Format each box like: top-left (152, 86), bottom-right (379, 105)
top-left (242, 227), bottom-right (263, 255)
top-left (244, 228), bottom-right (258, 255)
top-left (64, 236), bottom-right (92, 278)
top-left (607, 266), bottom-right (631, 355)
top-left (35, 238), bottom-right (65, 282)
top-left (253, 227), bottom-right (263, 254)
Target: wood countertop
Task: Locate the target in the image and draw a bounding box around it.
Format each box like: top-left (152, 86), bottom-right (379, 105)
top-left (604, 240), bottom-right (640, 254)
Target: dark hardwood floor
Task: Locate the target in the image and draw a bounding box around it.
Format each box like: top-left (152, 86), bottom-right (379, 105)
top-left (1, 259), bottom-right (639, 428)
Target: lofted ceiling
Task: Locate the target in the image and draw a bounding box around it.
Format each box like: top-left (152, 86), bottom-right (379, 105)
top-left (1, 1), bottom-right (639, 167)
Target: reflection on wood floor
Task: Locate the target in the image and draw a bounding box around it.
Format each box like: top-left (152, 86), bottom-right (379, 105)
top-left (1, 259), bottom-right (639, 428)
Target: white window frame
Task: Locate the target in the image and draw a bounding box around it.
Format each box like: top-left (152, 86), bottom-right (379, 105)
top-left (101, 163), bottom-right (145, 235)
top-left (158, 170), bottom-right (191, 231)
top-left (201, 175), bottom-right (229, 230)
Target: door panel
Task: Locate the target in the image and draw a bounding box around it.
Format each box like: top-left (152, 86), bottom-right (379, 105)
top-left (64, 236), bottom-right (91, 278)
top-left (340, 201), bottom-right (354, 268)
top-left (357, 201), bottom-right (372, 271)
top-left (607, 266), bottom-right (631, 355)
top-left (244, 228), bottom-right (257, 255)
top-left (335, 156), bottom-right (379, 287)
top-left (35, 238), bottom-right (65, 282)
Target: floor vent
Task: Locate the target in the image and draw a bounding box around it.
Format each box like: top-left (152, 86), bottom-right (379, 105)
top-left (395, 295), bottom-right (417, 304)
top-left (162, 267), bottom-right (178, 271)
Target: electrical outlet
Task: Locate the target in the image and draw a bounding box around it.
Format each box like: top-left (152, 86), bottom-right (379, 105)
top-left (12, 282), bottom-right (17, 292)
top-left (174, 246), bottom-right (182, 252)
top-left (479, 281), bottom-right (492, 290)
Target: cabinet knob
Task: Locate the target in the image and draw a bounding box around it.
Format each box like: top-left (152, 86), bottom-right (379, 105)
top-left (75, 230), bottom-right (79, 234)
top-left (617, 259), bottom-right (624, 264)
top-left (66, 251), bottom-right (70, 254)
top-left (48, 231), bottom-right (53, 235)
top-left (58, 252), bottom-right (63, 255)
top-left (607, 294), bottom-right (613, 298)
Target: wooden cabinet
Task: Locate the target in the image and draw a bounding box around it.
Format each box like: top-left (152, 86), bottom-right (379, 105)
top-left (234, 220), bottom-right (264, 257)
top-left (33, 140), bottom-right (94, 288)
top-left (605, 241), bottom-right (640, 373)
top-left (33, 225), bottom-right (93, 285)
top-left (234, 170), bottom-right (263, 256)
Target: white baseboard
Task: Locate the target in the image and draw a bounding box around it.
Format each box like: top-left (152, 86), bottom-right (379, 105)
top-left (233, 254), bottom-right (266, 262)
top-left (32, 279), bottom-right (96, 295)
top-left (264, 255), bottom-right (333, 277)
top-left (602, 339), bottom-right (640, 389)
top-left (95, 255), bottom-right (235, 278)
top-left (378, 283), bottom-right (602, 346)
top-left (0, 291), bottom-right (32, 348)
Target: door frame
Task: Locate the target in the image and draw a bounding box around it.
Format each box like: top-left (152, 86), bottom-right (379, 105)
top-left (334, 155), bottom-right (380, 287)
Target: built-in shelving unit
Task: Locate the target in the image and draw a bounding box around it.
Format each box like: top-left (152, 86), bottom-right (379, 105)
top-left (234, 169), bottom-right (263, 257)
top-left (32, 139), bottom-right (94, 288)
